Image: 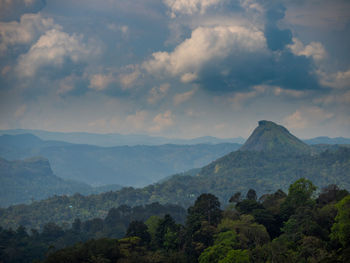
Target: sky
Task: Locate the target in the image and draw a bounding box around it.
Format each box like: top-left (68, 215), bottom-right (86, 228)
top-left (0, 0), bottom-right (349, 139)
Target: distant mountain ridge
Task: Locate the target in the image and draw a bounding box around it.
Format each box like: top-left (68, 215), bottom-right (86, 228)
top-left (0, 157), bottom-right (90, 207)
top-left (303, 136), bottom-right (350, 145)
top-left (0, 129), bottom-right (245, 147)
top-left (240, 120), bottom-right (311, 153)
top-left (0, 134), bottom-right (241, 186)
top-left (1, 128), bottom-right (349, 147)
top-left (0, 157), bottom-right (123, 207)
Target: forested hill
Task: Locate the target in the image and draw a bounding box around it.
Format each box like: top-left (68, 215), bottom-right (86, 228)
top-left (1, 179), bottom-right (350, 263)
top-left (0, 157), bottom-right (122, 207)
top-left (0, 157), bottom-right (91, 207)
top-left (1, 121), bottom-right (350, 230)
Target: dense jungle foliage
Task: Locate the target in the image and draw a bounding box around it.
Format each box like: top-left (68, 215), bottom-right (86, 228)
top-left (1, 179), bottom-right (349, 263)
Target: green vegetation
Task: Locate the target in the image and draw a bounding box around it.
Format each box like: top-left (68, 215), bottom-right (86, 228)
top-left (0, 202), bottom-right (186, 262)
top-left (240, 120), bottom-right (310, 154)
top-left (1, 120), bottom-right (350, 231)
top-left (0, 157), bottom-right (93, 207)
top-left (1, 179), bottom-right (349, 262)
top-left (1, 147), bottom-right (350, 230)
top-left (0, 157), bottom-right (123, 207)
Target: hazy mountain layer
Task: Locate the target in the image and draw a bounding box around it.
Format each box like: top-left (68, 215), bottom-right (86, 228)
top-left (303, 136), bottom-right (350, 145)
top-left (0, 157), bottom-right (123, 207)
top-left (0, 129), bottom-right (245, 146)
top-left (1, 121), bottom-right (349, 230)
top-left (0, 134), bottom-right (241, 186)
top-left (1, 147), bottom-right (349, 230)
top-left (0, 157), bottom-right (90, 207)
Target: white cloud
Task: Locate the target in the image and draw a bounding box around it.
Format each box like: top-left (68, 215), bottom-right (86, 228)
top-left (288, 38), bottom-right (326, 61)
top-left (125, 111), bottom-right (148, 131)
top-left (228, 85), bottom-right (307, 109)
top-left (314, 90), bottom-right (350, 106)
top-left (0, 13), bottom-right (58, 54)
top-left (143, 25), bottom-right (266, 81)
top-left (273, 87), bottom-right (306, 98)
top-left (87, 118), bottom-right (108, 129)
top-left (119, 25), bottom-right (129, 35)
top-left (228, 85), bottom-right (265, 108)
top-left (283, 110), bottom-right (307, 130)
top-left (118, 67), bottom-right (140, 89)
top-left (148, 83), bottom-right (170, 104)
top-left (1, 65), bottom-right (11, 76)
top-left (283, 107), bottom-right (334, 130)
top-left (14, 104), bottom-right (27, 118)
top-left (88, 66), bottom-right (140, 92)
top-left (125, 110), bottom-right (175, 134)
top-left (163, 0), bottom-right (222, 17)
top-left (173, 89), bottom-right (196, 105)
top-left (89, 73), bottom-right (116, 91)
top-left (319, 69), bottom-right (350, 89)
top-left (229, 90), bottom-right (259, 105)
top-left (149, 110), bottom-right (174, 132)
top-left (239, 0), bottom-right (263, 13)
top-left (180, 72), bottom-right (198, 83)
top-left (16, 28), bottom-right (98, 77)
top-left (285, 0), bottom-right (350, 30)
top-left (107, 23), bottom-right (129, 38)
top-left (57, 74), bottom-right (79, 94)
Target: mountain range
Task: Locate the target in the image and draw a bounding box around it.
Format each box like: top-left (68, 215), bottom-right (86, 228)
top-left (1, 128), bottom-right (350, 147)
top-left (0, 129), bottom-right (245, 147)
top-left (303, 136), bottom-right (350, 145)
top-left (0, 134), bottom-right (241, 187)
top-left (1, 120), bottom-right (349, 230)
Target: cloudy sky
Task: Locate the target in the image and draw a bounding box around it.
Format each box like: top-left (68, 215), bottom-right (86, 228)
top-left (0, 0), bottom-right (349, 139)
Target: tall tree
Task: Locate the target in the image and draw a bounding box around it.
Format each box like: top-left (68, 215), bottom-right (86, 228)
top-left (331, 195), bottom-right (350, 248)
top-left (281, 178), bottom-right (316, 221)
top-left (187, 193), bottom-right (222, 227)
top-left (246, 189), bottom-right (257, 201)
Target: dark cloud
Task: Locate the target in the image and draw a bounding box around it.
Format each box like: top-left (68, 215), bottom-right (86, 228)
top-left (195, 49), bottom-right (319, 93)
top-left (264, 4), bottom-right (292, 51)
top-left (0, 0), bottom-right (46, 21)
top-left (268, 51), bottom-right (319, 89)
top-left (43, 0), bottom-right (169, 68)
top-left (179, 2), bottom-right (318, 93)
top-left (195, 53), bottom-right (271, 93)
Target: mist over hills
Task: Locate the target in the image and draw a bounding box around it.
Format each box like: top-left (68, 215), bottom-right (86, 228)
top-left (0, 157), bottom-right (91, 207)
top-left (303, 136), bottom-right (350, 145)
top-left (0, 129), bottom-right (245, 147)
top-left (1, 120), bottom-right (349, 230)
top-left (0, 134), bottom-right (241, 187)
top-left (0, 155), bottom-right (127, 207)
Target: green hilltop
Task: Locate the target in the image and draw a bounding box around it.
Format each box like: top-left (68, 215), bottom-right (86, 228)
top-left (240, 120), bottom-right (310, 153)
